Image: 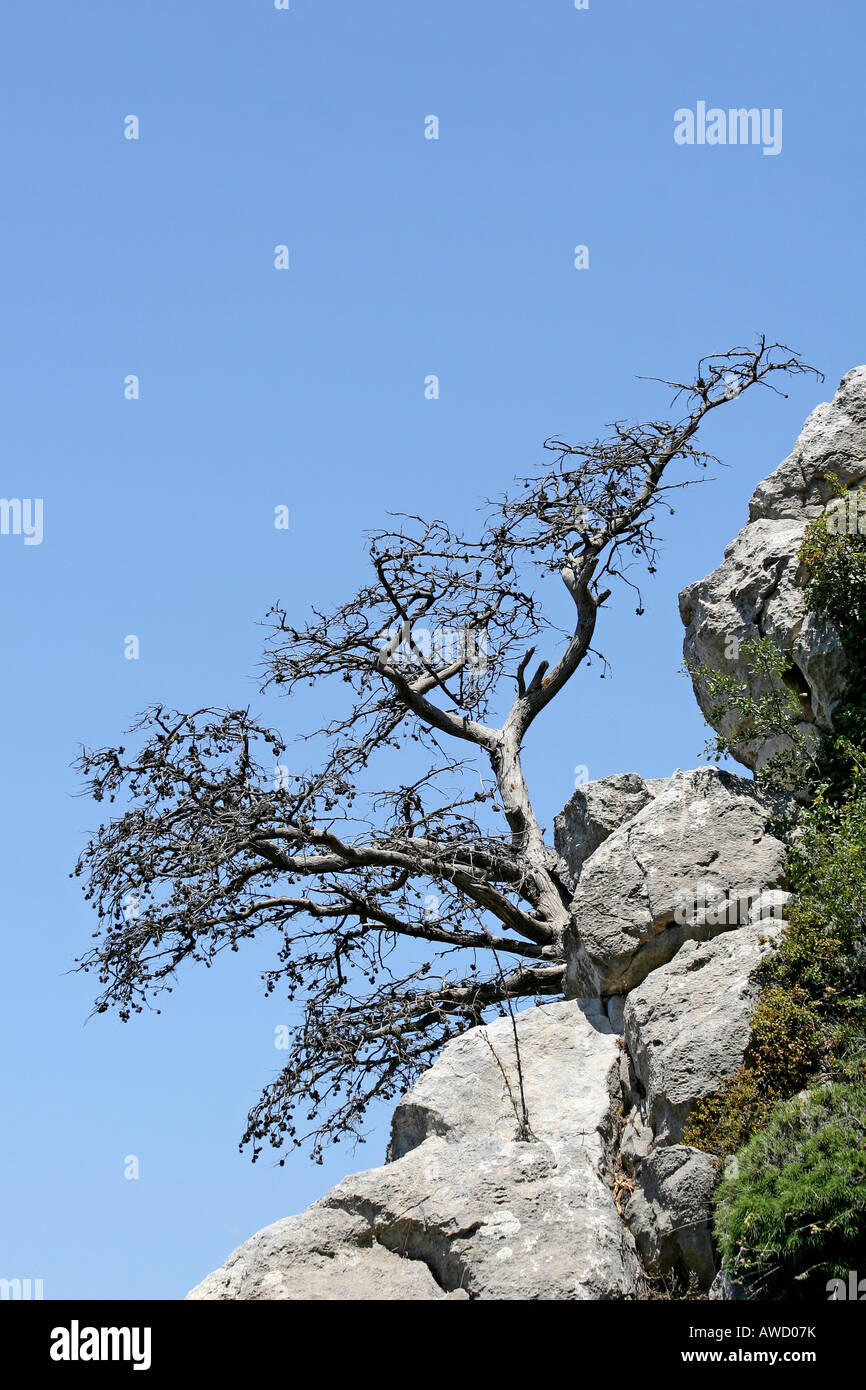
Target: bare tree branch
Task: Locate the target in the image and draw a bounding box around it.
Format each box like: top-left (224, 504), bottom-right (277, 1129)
top-left (72, 340), bottom-right (821, 1160)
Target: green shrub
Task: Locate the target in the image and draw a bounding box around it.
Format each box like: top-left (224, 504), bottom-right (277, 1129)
top-left (684, 985), bottom-right (823, 1161)
top-left (713, 1079), bottom-right (866, 1300)
top-left (687, 635), bottom-right (820, 795)
top-left (800, 485), bottom-right (866, 641)
top-left (781, 770), bottom-right (866, 1019)
top-left (800, 482), bottom-right (866, 798)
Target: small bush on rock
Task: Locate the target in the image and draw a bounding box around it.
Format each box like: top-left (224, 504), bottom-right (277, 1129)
top-left (713, 1079), bottom-right (866, 1300)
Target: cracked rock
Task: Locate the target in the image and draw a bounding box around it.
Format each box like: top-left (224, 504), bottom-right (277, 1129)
top-left (623, 923), bottom-right (783, 1143)
top-left (624, 1144), bottom-right (718, 1288)
top-left (554, 773), bottom-right (661, 883)
top-left (564, 767), bottom-right (787, 997)
top-left (187, 1000), bottom-right (642, 1300)
top-left (680, 367), bottom-right (866, 771)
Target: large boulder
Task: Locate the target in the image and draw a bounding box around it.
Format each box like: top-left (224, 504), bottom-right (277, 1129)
top-left (554, 773), bottom-right (663, 884)
top-left (622, 923), bottom-right (783, 1144)
top-left (749, 365), bottom-right (866, 523)
top-left (187, 1000), bottom-right (643, 1301)
top-left (614, 921), bottom-right (785, 1289)
top-left (184, 1202), bottom-right (454, 1301)
top-left (563, 767), bottom-right (788, 997)
top-left (680, 367), bottom-right (866, 771)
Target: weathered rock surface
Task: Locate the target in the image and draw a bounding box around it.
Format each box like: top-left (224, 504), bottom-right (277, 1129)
top-left (612, 926), bottom-right (782, 1289)
top-left (564, 767), bottom-right (787, 997)
top-left (187, 1000), bottom-right (643, 1300)
top-left (623, 923), bottom-right (782, 1144)
top-left (680, 367), bottom-right (866, 770)
top-left (554, 773), bottom-right (661, 883)
top-left (747, 888), bottom-right (791, 924)
top-left (749, 365), bottom-right (866, 523)
top-left (185, 1203), bottom-right (456, 1300)
top-left (624, 1145), bottom-right (718, 1288)
top-left (709, 1268), bottom-right (749, 1301)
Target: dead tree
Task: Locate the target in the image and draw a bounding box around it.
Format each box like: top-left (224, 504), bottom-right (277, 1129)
top-left (73, 340), bottom-right (820, 1161)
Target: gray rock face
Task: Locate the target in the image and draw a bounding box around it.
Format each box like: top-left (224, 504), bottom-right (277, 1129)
top-left (747, 888), bottom-right (791, 924)
top-left (749, 365), bottom-right (866, 523)
top-left (554, 773), bottom-right (660, 883)
top-left (185, 1203), bottom-right (456, 1301)
top-left (564, 768), bottom-right (787, 997)
top-left (619, 1107), bottom-right (653, 1172)
top-left (680, 368), bottom-right (866, 771)
top-left (187, 1000), bottom-right (643, 1301)
top-left (624, 1145), bottom-right (718, 1288)
top-left (709, 1268), bottom-right (750, 1301)
top-left (623, 923), bottom-right (782, 1144)
top-left (187, 915), bottom-right (780, 1301)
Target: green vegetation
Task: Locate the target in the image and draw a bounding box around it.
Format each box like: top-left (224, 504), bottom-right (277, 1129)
top-left (713, 1080), bottom-right (866, 1300)
top-left (800, 484), bottom-right (866, 797)
top-left (694, 633), bottom-right (820, 796)
top-left (684, 985), bottom-right (823, 1160)
top-left (684, 481), bottom-right (866, 1297)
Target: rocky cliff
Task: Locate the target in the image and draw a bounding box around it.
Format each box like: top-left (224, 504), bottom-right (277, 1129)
top-left (680, 366), bottom-right (866, 772)
top-left (188, 368), bottom-right (864, 1301)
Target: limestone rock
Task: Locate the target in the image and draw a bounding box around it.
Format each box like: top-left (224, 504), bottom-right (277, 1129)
top-left (184, 1204), bottom-right (455, 1301)
top-left (188, 1000), bottom-right (642, 1301)
top-left (709, 1268), bottom-right (750, 1301)
top-left (680, 368), bottom-right (866, 771)
top-left (623, 923), bottom-right (783, 1144)
top-left (564, 768), bottom-right (787, 997)
top-left (749, 365), bottom-right (866, 523)
top-left (619, 1107), bottom-right (653, 1173)
top-left (605, 995), bottom-right (626, 1035)
top-left (624, 1145), bottom-right (718, 1288)
top-left (554, 773), bottom-right (660, 883)
top-left (747, 888), bottom-right (792, 924)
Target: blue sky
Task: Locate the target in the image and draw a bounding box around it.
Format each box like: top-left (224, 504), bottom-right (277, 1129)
top-left (1, 0), bottom-right (864, 1299)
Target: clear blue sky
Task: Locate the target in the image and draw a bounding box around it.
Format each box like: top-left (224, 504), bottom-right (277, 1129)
top-left (1, 0), bottom-right (863, 1299)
